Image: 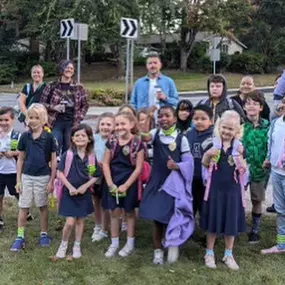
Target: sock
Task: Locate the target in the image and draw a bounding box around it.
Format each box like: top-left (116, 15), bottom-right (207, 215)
top-left (17, 227), bottom-right (25, 238)
top-left (0, 217), bottom-right (4, 226)
top-left (40, 231), bottom-right (48, 236)
top-left (251, 213), bottom-right (261, 234)
top-left (206, 249), bottom-right (214, 256)
top-left (74, 241), bottom-right (81, 247)
top-left (95, 224), bottom-right (102, 230)
top-left (224, 249), bottom-right (233, 257)
top-left (277, 234), bottom-right (285, 249)
top-left (127, 236), bottom-right (135, 248)
top-left (61, 240), bottom-right (68, 247)
top-left (111, 237), bottom-right (119, 247)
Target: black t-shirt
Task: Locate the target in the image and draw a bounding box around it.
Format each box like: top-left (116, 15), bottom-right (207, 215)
top-left (56, 83), bottom-right (75, 122)
top-left (22, 83), bottom-right (46, 105)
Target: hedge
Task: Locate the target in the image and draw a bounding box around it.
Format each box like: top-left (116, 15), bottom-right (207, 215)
top-left (88, 88), bottom-right (124, 106)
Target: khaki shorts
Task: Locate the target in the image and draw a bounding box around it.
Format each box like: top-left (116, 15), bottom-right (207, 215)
top-left (19, 174), bottom-right (50, 208)
top-left (250, 181), bottom-right (265, 202)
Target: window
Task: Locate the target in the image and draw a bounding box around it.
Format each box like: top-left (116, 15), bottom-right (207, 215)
top-left (221, 44), bottom-right (229, 54)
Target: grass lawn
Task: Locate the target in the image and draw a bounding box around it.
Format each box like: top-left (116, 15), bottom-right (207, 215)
top-left (0, 69), bottom-right (277, 94)
top-left (0, 198), bottom-right (284, 285)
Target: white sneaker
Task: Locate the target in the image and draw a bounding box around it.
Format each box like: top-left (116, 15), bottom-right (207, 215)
top-left (105, 245), bottom-right (119, 258)
top-left (167, 246), bottom-right (179, 264)
top-left (222, 255), bottom-right (239, 270)
top-left (204, 254), bottom-right (217, 269)
top-left (91, 226), bottom-right (101, 240)
top-left (118, 243), bottom-right (134, 257)
top-left (153, 249), bottom-right (164, 265)
top-left (92, 230), bottom-right (108, 242)
top-left (56, 242), bottom-right (68, 259)
top-left (72, 245), bottom-right (82, 259)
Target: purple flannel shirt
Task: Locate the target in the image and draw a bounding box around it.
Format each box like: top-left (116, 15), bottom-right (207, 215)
top-left (40, 81), bottom-right (89, 127)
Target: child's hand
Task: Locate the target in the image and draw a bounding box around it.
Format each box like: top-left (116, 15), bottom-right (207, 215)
top-left (77, 185), bottom-right (87, 195)
top-left (263, 160), bottom-right (271, 169)
top-left (4, 151), bottom-right (14, 158)
top-left (206, 148), bottom-right (220, 158)
top-left (118, 184), bottom-right (128, 193)
top-left (15, 182), bottom-right (22, 194)
top-left (167, 156), bottom-right (179, 170)
top-left (46, 181), bottom-right (54, 193)
top-left (69, 186), bottom-right (77, 196)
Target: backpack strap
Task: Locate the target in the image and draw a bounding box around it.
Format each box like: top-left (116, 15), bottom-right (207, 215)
top-left (109, 135), bottom-right (118, 159)
top-left (87, 153), bottom-right (96, 176)
top-left (64, 150), bottom-right (74, 177)
top-left (268, 118), bottom-right (278, 161)
top-left (130, 136), bottom-right (141, 166)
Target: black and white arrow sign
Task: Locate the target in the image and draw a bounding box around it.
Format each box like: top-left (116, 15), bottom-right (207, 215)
top-left (120, 18), bottom-right (138, 39)
top-left (60, 19), bottom-right (74, 39)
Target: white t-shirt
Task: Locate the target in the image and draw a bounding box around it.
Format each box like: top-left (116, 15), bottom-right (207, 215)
top-left (0, 130), bottom-right (20, 174)
top-left (148, 78), bottom-right (157, 107)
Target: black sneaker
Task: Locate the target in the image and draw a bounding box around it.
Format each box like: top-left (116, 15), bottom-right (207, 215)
top-left (248, 232), bottom-right (260, 244)
top-left (266, 204), bottom-right (276, 213)
top-left (27, 213), bottom-right (34, 221)
top-left (0, 218), bottom-right (4, 233)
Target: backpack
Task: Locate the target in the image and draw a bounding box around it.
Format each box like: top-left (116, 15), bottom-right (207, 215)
top-left (17, 84), bottom-right (32, 123)
top-left (54, 150), bottom-right (96, 201)
top-left (109, 135), bottom-right (151, 200)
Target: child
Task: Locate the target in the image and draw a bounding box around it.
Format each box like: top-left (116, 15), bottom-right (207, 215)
top-left (102, 112), bottom-right (144, 258)
top-left (261, 98), bottom-right (285, 254)
top-left (140, 106), bottom-right (194, 264)
top-left (198, 74), bottom-right (245, 122)
top-left (10, 103), bottom-right (57, 251)
top-left (91, 112), bottom-right (114, 242)
top-left (201, 110), bottom-right (247, 270)
top-left (0, 107), bottom-right (20, 232)
top-left (55, 124), bottom-right (101, 259)
top-left (186, 105), bottom-right (214, 217)
top-left (176, 99), bottom-right (193, 133)
top-left (242, 91), bottom-right (269, 244)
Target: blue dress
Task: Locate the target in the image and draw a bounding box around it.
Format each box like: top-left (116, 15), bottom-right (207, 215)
top-left (58, 150), bottom-right (101, 218)
top-left (200, 147), bottom-right (246, 236)
top-left (139, 131), bottom-right (183, 224)
top-left (102, 139), bottom-right (144, 212)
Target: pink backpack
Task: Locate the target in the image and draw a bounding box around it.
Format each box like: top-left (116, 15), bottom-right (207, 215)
top-left (54, 150), bottom-right (96, 201)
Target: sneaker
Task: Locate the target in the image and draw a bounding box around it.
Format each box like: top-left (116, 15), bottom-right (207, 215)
top-left (222, 256), bottom-right (239, 270)
top-left (167, 246), bottom-right (179, 264)
top-left (27, 213), bottom-right (34, 221)
top-left (105, 245), bottom-right (119, 258)
top-left (266, 204), bottom-right (276, 213)
top-left (261, 245), bottom-right (285, 255)
top-left (0, 219), bottom-right (4, 233)
top-left (72, 245), bottom-right (82, 259)
top-left (10, 237), bottom-right (25, 252)
top-left (248, 232), bottom-right (260, 244)
top-left (118, 243), bottom-right (134, 257)
top-left (204, 254), bottom-right (217, 269)
top-left (92, 229), bottom-right (108, 242)
top-left (39, 233), bottom-right (52, 247)
top-left (121, 222), bottom-right (127, 232)
top-left (153, 249), bottom-right (164, 265)
top-left (56, 242), bottom-right (68, 259)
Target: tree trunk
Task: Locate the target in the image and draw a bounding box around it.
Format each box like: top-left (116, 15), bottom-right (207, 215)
top-left (180, 48), bottom-right (188, 72)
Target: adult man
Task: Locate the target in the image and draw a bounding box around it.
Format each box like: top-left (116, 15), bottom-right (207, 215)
top-left (130, 53), bottom-right (178, 111)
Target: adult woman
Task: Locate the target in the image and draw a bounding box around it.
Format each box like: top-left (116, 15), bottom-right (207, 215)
top-left (40, 60), bottom-right (89, 154)
top-left (18, 65), bottom-right (46, 122)
top-left (232, 76), bottom-right (270, 121)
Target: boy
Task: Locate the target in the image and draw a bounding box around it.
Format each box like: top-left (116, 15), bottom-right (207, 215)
top-left (186, 105), bottom-right (214, 217)
top-left (0, 107), bottom-right (21, 232)
top-left (10, 103), bottom-right (57, 251)
top-left (261, 97), bottom-right (285, 254)
top-left (242, 91), bottom-right (270, 243)
top-left (198, 74), bottom-right (245, 122)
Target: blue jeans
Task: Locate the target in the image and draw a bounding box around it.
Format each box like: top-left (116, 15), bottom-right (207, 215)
top-left (272, 170), bottom-right (285, 245)
top-left (52, 120), bottom-right (73, 155)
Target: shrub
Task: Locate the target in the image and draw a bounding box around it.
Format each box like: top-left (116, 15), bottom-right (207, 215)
top-left (0, 63), bottom-right (17, 84)
top-left (228, 53), bottom-right (265, 74)
top-left (88, 88), bottom-right (124, 106)
top-left (39, 61), bottom-right (57, 77)
top-left (197, 55), bottom-right (212, 73)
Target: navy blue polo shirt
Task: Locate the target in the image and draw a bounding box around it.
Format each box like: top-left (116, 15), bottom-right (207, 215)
top-left (18, 130), bottom-right (57, 176)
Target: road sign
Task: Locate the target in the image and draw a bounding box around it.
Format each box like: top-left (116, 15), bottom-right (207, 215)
top-left (71, 23), bottom-right (88, 41)
top-left (60, 19), bottom-right (74, 39)
top-left (210, 49), bottom-right (221, 62)
top-left (120, 18), bottom-right (138, 39)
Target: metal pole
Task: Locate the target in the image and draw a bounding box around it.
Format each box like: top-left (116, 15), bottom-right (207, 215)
top-left (125, 39), bottom-right (130, 103)
top-left (67, 38), bottom-right (70, 60)
top-left (130, 40), bottom-right (134, 87)
top-left (213, 60), bottom-right (216, 75)
top-left (77, 28), bottom-right (81, 83)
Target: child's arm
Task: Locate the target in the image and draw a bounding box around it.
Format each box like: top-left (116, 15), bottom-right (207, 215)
top-left (76, 177), bottom-right (97, 195)
top-left (57, 171), bottom-right (77, 194)
top-left (202, 148), bottom-right (220, 167)
top-left (118, 149), bottom-right (144, 193)
top-left (16, 151), bottom-right (25, 193)
top-left (102, 149), bottom-right (115, 189)
top-left (3, 150), bottom-right (19, 158)
top-left (47, 152), bottom-right (57, 193)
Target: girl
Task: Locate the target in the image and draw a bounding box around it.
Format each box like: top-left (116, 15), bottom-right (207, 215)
top-left (102, 112), bottom-right (144, 258)
top-left (201, 110), bottom-right (247, 270)
top-left (54, 124), bottom-right (101, 260)
top-left (175, 99), bottom-right (193, 133)
top-left (140, 106), bottom-right (194, 265)
top-left (91, 112), bottom-right (114, 242)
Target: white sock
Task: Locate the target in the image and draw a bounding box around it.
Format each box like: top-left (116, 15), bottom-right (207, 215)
top-left (111, 237), bottom-right (119, 247)
top-left (61, 240), bottom-right (68, 247)
top-left (127, 236), bottom-right (135, 248)
top-left (95, 224), bottom-right (102, 229)
top-left (74, 241), bottom-right (81, 247)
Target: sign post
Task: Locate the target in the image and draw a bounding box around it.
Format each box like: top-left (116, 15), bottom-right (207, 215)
top-left (210, 37), bottom-right (221, 75)
top-left (120, 18), bottom-right (139, 103)
top-left (60, 19), bottom-right (74, 60)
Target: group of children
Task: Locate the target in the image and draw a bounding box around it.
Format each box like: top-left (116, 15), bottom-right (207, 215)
top-left (1, 73), bottom-right (285, 271)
